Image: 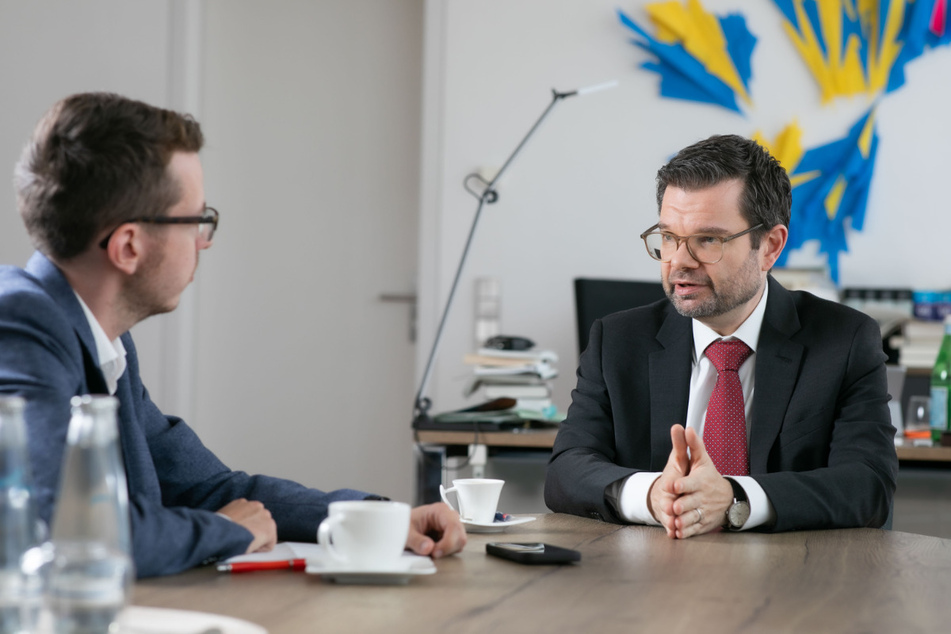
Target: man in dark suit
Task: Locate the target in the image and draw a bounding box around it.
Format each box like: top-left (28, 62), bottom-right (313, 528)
top-left (545, 134), bottom-right (897, 538)
top-left (0, 92), bottom-right (465, 577)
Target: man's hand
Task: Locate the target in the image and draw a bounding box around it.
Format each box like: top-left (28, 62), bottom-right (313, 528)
top-left (217, 498), bottom-right (278, 554)
top-left (669, 427), bottom-right (734, 539)
top-left (649, 424), bottom-right (691, 537)
top-left (405, 502), bottom-right (467, 559)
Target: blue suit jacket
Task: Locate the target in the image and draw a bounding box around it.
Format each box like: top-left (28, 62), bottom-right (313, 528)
top-left (0, 252), bottom-right (368, 577)
top-left (545, 276), bottom-right (898, 530)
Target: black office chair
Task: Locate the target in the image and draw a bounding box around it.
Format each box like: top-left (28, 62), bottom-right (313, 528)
top-left (573, 277), bottom-right (667, 354)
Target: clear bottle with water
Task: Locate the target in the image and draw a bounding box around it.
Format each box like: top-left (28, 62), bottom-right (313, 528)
top-left (0, 395), bottom-right (43, 634)
top-left (45, 395), bottom-right (133, 634)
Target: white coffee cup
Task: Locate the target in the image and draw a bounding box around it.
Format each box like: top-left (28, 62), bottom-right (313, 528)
top-left (316, 501), bottom-right (410, 570)
top-left (439, 478), bottom-right (504, 524)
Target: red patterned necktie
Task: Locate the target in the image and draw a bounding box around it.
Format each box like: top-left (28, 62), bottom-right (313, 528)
top-left (704, 339), bottom-right (753, 476)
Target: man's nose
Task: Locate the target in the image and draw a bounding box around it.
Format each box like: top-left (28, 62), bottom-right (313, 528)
top-left (668, 239), bottom-right (698, 269)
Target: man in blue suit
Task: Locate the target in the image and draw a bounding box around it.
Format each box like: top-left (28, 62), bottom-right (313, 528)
top-left (0, 92), bottom-right (465, 577)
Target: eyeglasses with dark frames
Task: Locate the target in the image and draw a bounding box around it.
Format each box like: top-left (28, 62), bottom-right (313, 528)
top-left (98, 207), bottom-right (219, 249)
top-left (639, 223), bottom-right (763, 265)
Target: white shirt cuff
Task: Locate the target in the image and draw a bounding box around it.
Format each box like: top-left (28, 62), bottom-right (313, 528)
top-left (617, 472), bottom-right (663, 525)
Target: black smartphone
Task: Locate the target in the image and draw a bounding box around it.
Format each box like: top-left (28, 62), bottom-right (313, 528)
top-left (486, 542), bottom-right (581, 565)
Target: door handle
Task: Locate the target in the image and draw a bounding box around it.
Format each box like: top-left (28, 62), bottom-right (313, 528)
top-left (379, 293), bottom-right (417, 342)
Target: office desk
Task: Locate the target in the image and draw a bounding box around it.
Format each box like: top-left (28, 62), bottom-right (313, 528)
top-left (895, 444), bottom-right (951, 462)
top-left (133, 513), bottom-right (951, 633)
top-left (414, 427), bottom-right (558, 449)
top-left (414, 428), bottom-right (558, 502)
top-left (416, 428), bottom-right (951, 461)
top-left (415, 429), bottom-right (951, 505)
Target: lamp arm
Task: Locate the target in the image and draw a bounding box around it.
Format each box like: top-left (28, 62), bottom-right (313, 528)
top-left (412, 88), bottom-right (585, 424)
top-left (413, 192), bottom-right (489, 423)
top-left (476, 89), bottom-right (571, 199)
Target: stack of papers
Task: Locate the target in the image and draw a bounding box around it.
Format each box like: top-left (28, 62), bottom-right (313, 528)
top-left (463, 348), bottom-right (558, 379)
top-left (459, 348), bottom-right (562, 422)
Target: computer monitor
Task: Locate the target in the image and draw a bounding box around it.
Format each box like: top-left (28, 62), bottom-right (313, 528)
top-left (573, 278), bottom-right (667, 354)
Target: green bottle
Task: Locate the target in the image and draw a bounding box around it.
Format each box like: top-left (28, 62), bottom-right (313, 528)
top-left (930, 315), bottom-right (951, 444)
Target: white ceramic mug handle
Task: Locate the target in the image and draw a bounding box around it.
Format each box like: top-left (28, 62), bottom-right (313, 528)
top-left (317, 514), bottom-right (345, 562)
top-left (439, 484), bottom-right (459, 513)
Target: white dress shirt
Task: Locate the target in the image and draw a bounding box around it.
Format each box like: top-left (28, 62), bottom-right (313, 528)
top-left (616, 283), bottom-right (777, 530)
top-left (74, 293), bottom-right (127, 395)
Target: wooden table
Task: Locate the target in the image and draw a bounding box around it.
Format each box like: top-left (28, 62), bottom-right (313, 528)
top-left (133, 513), bottom-right (951, 633)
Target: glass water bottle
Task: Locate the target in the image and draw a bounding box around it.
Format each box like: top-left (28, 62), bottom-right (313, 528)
top-left (0, 396), bottom-right (43, 634)
top-left (45, 395), bottom-right (133, 634)
top-left (930, 315), bottom-right (951, 444)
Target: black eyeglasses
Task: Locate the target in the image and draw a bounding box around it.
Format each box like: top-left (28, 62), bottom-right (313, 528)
top-left (639, 223), bottom-right (762, 264)
top-left (98, 207), bottom-right (219, 249)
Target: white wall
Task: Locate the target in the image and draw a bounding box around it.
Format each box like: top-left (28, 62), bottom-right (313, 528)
top-left (419, 0), bottom-right (951, 416)
top-left (0, 1), bottom-right (171, 266)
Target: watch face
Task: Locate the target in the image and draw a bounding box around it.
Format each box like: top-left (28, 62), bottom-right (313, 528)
top-left (728, 501), bottom-right (751, 528)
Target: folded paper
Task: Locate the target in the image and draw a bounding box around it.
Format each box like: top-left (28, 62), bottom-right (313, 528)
top-left (761, 108), bottom-right (880, 283)
top-left (773, 0), bottom-right (951, 100)
top-left (618, 1), bottom-right (756, 113)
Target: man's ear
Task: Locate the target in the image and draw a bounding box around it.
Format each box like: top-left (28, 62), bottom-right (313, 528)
top-left (760, 224), bottom-right (788, 271)
top-left (104, 224), bottom-right (144, 275)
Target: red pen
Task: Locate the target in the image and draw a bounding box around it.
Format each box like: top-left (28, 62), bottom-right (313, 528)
top-left (217, 559), bottom-right (307, 573)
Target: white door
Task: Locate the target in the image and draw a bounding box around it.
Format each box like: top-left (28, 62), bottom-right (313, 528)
top-left (178, 1), bottom-right (422, 503)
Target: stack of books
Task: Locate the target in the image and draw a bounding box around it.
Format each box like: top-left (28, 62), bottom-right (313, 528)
top-left (462, 348), bottom-right (560, 420)
top-left (891, 320), bottom-right (944, 369)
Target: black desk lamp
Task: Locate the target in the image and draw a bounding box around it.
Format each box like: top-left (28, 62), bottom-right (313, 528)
top-left (412, 81), bottom-right (618, 428)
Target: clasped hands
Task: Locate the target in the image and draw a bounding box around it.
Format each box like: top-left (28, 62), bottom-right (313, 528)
top-left (218, 499), bottom-right (467, 558)
top-left (647, 424), bottom-right (735, 539)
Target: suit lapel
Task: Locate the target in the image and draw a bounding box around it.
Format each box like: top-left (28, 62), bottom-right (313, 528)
top-left (25, 251), bottom-right (108, 394)
top-left (649, 306), bottom-right (693, 470)
top-left (749, 277), bottom-right (803, 474)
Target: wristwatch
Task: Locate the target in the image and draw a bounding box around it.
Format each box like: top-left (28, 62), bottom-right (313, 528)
top-left (724, 477), bottom-right (750, 531)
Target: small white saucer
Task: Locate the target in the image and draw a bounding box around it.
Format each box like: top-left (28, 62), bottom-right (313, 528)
top-left (305, 554), bottom-right (436, 585)
top-left (117, 606), bottom-right (266, 634)
top-left (462, 515), bottom-right (536, 533)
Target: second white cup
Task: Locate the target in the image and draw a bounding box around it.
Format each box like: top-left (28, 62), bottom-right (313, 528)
top-left (439, 478), bottom-right (504, 524)
top-left (316, 500), bottom-right (410, 570)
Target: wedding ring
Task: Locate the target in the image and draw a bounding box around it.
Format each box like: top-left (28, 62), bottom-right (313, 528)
top-left (696, 507), bottom-right (704, 524)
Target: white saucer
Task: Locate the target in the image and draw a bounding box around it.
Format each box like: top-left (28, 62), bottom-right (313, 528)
top-left (305, 554), bottom-right (436, 585)
top-left (462, 515), bottom-right (536, 533)
top-left (118, 606), bottom-right (266, 634)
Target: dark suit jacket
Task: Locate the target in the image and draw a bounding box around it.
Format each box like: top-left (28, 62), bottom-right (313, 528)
top-left (545, 276), bottom-right (898, 530)
top-left (0, 252), bottom-right (368, 577)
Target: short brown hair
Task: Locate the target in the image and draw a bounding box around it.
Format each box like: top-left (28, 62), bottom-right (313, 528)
top-left (14, 92), bottom-right (204, 260)
top-left (655, 134), bottom-right (791, 248)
